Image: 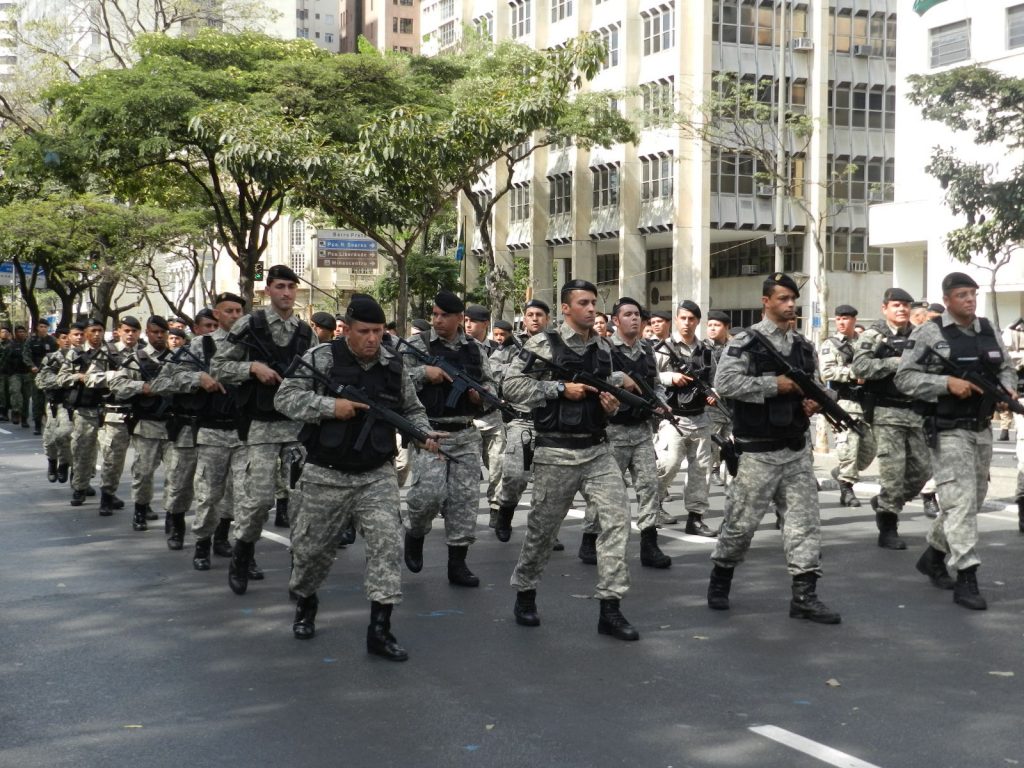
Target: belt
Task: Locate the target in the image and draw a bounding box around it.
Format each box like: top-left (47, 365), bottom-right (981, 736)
top-left (874, 396), bottom-right (914, 409)
top-left (735, 435), bottom-right (806, 453)
top-left (429, 419), bottom-right (474, 432)
top-left (935, 417), bottom-right (991, 433)
top-left (535, 432), bottom-right (608, 449)
top-left (104, 404), bottom-right (130, 413)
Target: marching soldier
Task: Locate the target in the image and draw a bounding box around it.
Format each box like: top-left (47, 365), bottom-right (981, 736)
top-left (1004, 319), bottom-right (1024, 532)
top-left (4, 325), bottom-right (33, 429)
top-left (896, 272), bottom-right (1017, 610)
top-left (819, 305), bottom-right (876, 507)
top-left (35, 325), bottom-right (77, 483)
top-left (703, 310), bottom-right (733, 486)
top-left (24, 320), bottom-right (58, 435)
top-left (707, 273), bottom-right (840, 625)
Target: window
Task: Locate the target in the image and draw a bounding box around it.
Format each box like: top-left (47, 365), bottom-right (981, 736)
top-left (551, 0), bottom-right (572, 23)
top-left (400, 0), bottom-right (413, 5)
top-left (642, 4), bottom-right (675, 55)
top-left (930, 20), bottom-right (970, 67)
top-left (710, 237), bottom-right (803, 278)
top-left (438, 20), bottom-right (456, 47)
top-left (510, 137), bottom-right (532, 161)
top-left (597, 24), bottom-right (620, 69)
top-left (596, 253), bottom-right (619, 285)
top-left (510, 0), bottom-right (531, 37)
top-left (640, 77), bottom-right (674, 128)
top-left (647, 248), bottom-right (672, 282)
top-left (474, 12), bottom-right (493, 37)
top-left (548, 173), bottom-right (572, 215)
top-left (510, 184), bottom-right (531, 222)
top-left (641, 153), bottom-right (673, 201)
top-left (592, 165), bottom-right (620, 209)
top-left (325, 14), bottom-right (335, 24)
top-left (709, 148), bottom-right (772, 195)
top-left (1009, 5), bottom-right (1024, 49)
top-left (830, 156), bottom-right (894, 202)
top-left (290, 250), bottom-right (307, 276)
top-left (399, 17), bottom-right (414, 33)
top-left (325, 32), bottom-right (334, 43)
top-left (291, 219), bottom-right (306, 247)
top-left (829, 83), bottom-right (896, 131)
top-left (439, 0), bottom-right (454, 19)
top-left (828, 230), bottom-right (892, 272)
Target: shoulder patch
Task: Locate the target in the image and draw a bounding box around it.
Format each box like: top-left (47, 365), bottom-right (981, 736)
top-left (859, 342), bottom-right (873, 350)
top-left (904, 339), bottom-right (915, 350)
top-left (727, 346), bottom-right (743, 358)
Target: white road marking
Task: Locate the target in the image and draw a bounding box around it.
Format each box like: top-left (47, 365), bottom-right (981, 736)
top-left (750, 725), bottom-right (883, 768)
top-left (260, 530), bottom-right (291, 547)
top-left (0, 427), bottom-right (11, 435)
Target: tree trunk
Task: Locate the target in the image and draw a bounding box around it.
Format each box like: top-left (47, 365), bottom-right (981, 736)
top-left (395, 256), bottom-right (409, 335)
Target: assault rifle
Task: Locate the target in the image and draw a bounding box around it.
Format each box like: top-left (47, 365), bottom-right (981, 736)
top-left (283, 355), bottom-right (458, 463)
top-left (916, 344), bottom-right (1024, 417)
top-left (396, 337), bottom-right (517, 419)
top-left (653, 340), bottom-right (733, 422)
top-left (608, 346), bottom-right (684, 436)
top-left (746, 329), bottom-right (864, 436)
top-left (118, 350), bottom-right (175, 436)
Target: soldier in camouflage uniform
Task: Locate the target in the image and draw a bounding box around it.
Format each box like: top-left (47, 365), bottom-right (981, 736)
top-left (703, 310), bottom-right (733, 486)
top-left (502, 280), bottom-right (639, 641)
top-left (4, 325), bottom-right (34, 428)
top-left (401, 290), bottom-right (494, 587)
top-left (819, 305), bottom-right (876, 507)
top-left (464, 304), bottom-right (507, 528)
top-left (0, 326), bottom-right (10, 421)
top-left (896, 272), bottom-right (1017, 611)
top-left (276, 294), bottom-right (442, 658)
top-left (851, 288), bottom-right (930, 550)
top-left (1001, 320), bottom-right (1024, 532)
top-left (24, 320), bottom-right (58, 434)
top-left (211, 266), bottom-right (313, 595)
top-left (707, 273), bottom-right (841, 625)
top-left (35, 325), bottom-right (77, 482)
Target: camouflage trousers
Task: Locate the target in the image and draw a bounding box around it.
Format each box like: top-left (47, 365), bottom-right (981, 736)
top-left (712, 446), bottom-right (822, 576)
top-left (6, 373), bottom-right (32, 418)
top-left (130, 434), bottom-right (168, 506)
top-left (162, 443), bottom-right (197, 517)
top-left (30, 381), bottom-right (45, 427)
top-left (496, 417), bottom-right (534, 509)
top-left (511, 449), bottom-right (631, 600)
top-left (584, 425), bottom-right (661, 534)
top-left (477, 417), bottom-right (506, 516)
top-left (70, 409), bottom-right (101, 492)
top-left (233, 441), bottom-right (298, 544)
top-left (98, 420), bottom-right (130, 494)
top-left (43, 405), bottom-right (73, 464)
top-left (835, 419), bottom-right (877, 485)
top-left (873, 423), bottom-right (931, 516)
top-left (404, 427), bottom-right (482, 547)
top-left (289, 464), bottom-right (403, 603)
top-left (927, 428), bottom-right (992, 572)
top-left (192, 441), bottom-right (242, 540)
top-left (654, 418), bottom-right (711, 515)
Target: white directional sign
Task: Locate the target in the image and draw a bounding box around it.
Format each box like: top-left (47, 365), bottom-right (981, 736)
top-left (316, 229), bottom-right (378, 269)
top-left (0, 262), bottom-right (46, 289)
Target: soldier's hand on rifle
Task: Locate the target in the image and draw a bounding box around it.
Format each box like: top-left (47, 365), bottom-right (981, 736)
top-left (620, 374), bottom-right (640, 393)
top-left (421, 432), bottom-right (446, 456)
top-left (776, 375), bottom-right (804, 396)
top-left (563, 382), bottom-right (595, 401)
top-left (467, 389), bottom-right (482, 406)
top-left (423, 365), bottom-right (453, 384)
top-left (141, 383), bottom-right (153, 396)
top-left (598, 391), bottom-right (620, 414)
top-left (198, 373), bottom-right (226, 394)
top-left (946, 377), bottom-right (982, 399)
top-left (802, 399), bottom-right (822, 417)
top-left (705, 394), bottom-right (717, 407)
top-left (333, 398), bottom-right (370, 421)
top-left (671, 372), bottom-right (693, 387)
top-left (250, 361), bottom-right (282, 386)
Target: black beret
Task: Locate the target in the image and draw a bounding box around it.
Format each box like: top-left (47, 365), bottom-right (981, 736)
top-left (493, 320), bottom-right (514, 332)
top-left (266, 264), bottom-right (300, 284)
top-left (941, 271), bottom-right (979, 293)
top-left (13, 325), bottom-right (26, 332)
top-left (928, 303), bottom-right (945, 314)
top-left (194, 308), bottom-right (216, 323)
top-left (561, 279), bottom-right (598, 297)
top-left (465, 304), bottom-right (490, 322)
top-left (882, 287), bottom-right (914, 304)
top-left (834, 304), bottom-right (858, 317)
top-left (84, 318), bottom-right (104, 329)
top-left (311, 311), bottom-right (337, 330)
top-left (69, 322), bottom-right (86, 331)
top-left (707, 310), bottom-right (731, 325)
top-left (524, 299), bottom-right (550, 314)
top-left (146, 315), bottom-right (169, 330)
top-left (214, 292), bottom-right (246, 308)
top-left (55, 326), bottom-right (70, 336)
top-left (411, 318), bottom-right (431, 332)
top-left (762, 272), bottom-right (800, 299)
top-left (612, 296), bottom-right (642, 315)
top-left (677, 300), bottom-right (701, 319)
top-left (119, 315), bottom-right (142, 330)
top-left (346, 293), bottom-right (387, 325)
top-left (434, 290), bottom-right (465, 314)
top-left (167, 327), bottom-right (188, 339)
top-left (650, 310), bottom-right (672, 321)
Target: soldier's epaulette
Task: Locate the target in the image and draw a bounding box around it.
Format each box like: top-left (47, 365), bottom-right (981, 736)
top-left (859, 342), bottom-right (873, 350)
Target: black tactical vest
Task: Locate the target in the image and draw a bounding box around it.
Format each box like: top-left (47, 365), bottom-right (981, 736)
top-left (533, 332), bottom-right (611, 434)
top-left (608, 342), bottom-right (658, 426)
top-left (730, 332), bottom-right (815, 440)
top-left (860, 321), bottom-right (914, 406)
top-left (3, 340), bottom-right (30, 374)
top-left (129, 348), bottom-right (171, 421)
top-left (417, 335), bottom-right (484, 419)
top-left (67, 343), bottom-right (121, 409)
top-left (665, 341), bottom-right (713, 416)
top-left (181, 334), bottom-right (240, 429)
top-left (301, 340), bottom-right (404, 472)
top-left (932, 317), bottom-right (1004, 426)
top-left (27, 335), bottom-right (57, 367)
top-left (827, 336), bottom-right (863, 402)
top-left (236, 310), bottom-right (313, 421)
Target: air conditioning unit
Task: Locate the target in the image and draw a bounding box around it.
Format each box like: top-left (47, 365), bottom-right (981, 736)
top-left (847, 260), bottom-right (868, 273)
top-left (867, 189), bottom-right (885, 202)
top-left (741, 264), bottom-right (760, 276)
top-left (791, 38), bottom-right (814, 52)
top-left (755, 184), bottom-right (774, 198)
top-left (852, 44), bottom-right (873, 57)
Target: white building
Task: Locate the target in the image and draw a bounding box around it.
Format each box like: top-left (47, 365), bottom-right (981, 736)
top-left (870, 0), bottom-right (1024, 329)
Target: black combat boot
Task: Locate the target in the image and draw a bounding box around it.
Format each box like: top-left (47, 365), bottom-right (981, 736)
top-left (33, 420), bottom-right (42, 436)
top-left (872, 496), bottom-right (906, 550)
top-left (164, 511), bottom-right (172, 534)
top-left (132, 503), bottom-right (148, 532)
top-left (577, 532), bottom-right (598, 565)
top-left (685, 511), bottom-right (717, 537)
top-left (367, 601), bottom-right (408, 660)
top-left (597, 598), bottom-right (639, 641)
top-left (921, 493), bottom-right (940, 519)
top-left (789, 573), bottom-right (841, 624)
top-left (167, 513), bottom-right (186, 551)
top-left (248, 546), bottom-right (265, 581)
top-left (1017, 496), bottom-right (1024, 534)
top-left (99, 491), bottom-right (116, 517)
top-left (193, 538), bottom-right (212, 571)
top-left (144, 504), bottom-right (157, 520)
top-left (0, 408), bottom-right (7, 422)
top-left (447, 545), bottom-right (479, 587)
top-left (513, 589), bottom-right (540, 627)
top-left (109, 493), bottom-right (125, 510)
top-left (56, 463), bottom-right (69, 484)
top-left (213, 518), bottom-right (233, 557)
top-left (838, 481), bottom-right (862, 508)
top-left (552, 538), bottom-right (565, 551)
top-left (494, 505), bottom-right (515, 542)
top-left (639, 527), bottom-right (671, 568)
top-left (85, 485), bottom-right (96, 497)
top-left (337, 520), bottom-right (356, 547)
top-left (293, 593), bottom-right (318, 640)
top-left (953, 566), bottom-right (987, 611)
top-left (404, 531), bottom-right (424, 573)
top-left (274, 497), bottom-right (289, 528)
top-left (915, 545), bottom-right (954, 590)
top-left (47, 459), bottom-right (58, 483)
top-left (228, 539), bottom-right (254, 595)
top-left (70, 488), bottom-right (86, 507)
top-left (707, 565), bottom-right (734, 610)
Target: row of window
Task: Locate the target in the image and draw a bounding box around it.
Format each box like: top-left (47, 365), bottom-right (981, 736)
top-left (392, 17), bottom-right (414, 33)
top-left (931, 5), bottom-right (1024, 68)
top-left (709, 238), bottom-right (802, 278)
top-left (509, 0), bottom-right (675, 51)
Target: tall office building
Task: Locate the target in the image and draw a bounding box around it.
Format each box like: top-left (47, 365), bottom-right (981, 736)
top-left (423, 0), bottom-right (897, 329)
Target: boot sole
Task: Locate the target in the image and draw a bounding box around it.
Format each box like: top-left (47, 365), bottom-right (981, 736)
top-left (641, 558), bottom-right (672, 569)
top-left (193, 560), bottom-right (211, 571)
top-left (367, 646), bottom-right (408, 661)
top-left (953, 596), bottom-right (988, 610)
top-left (598, 623), bottom-right (640, 641)
top-left (915, 561), bottom-right (955, 590)
top-left (514, 614), bottom-right (540, 627)
top-left (789, 610), bottom-right (841, 625)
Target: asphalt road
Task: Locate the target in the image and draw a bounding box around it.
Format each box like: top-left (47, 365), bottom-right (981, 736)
top-left (1, 424), bottom-right (1022, 768)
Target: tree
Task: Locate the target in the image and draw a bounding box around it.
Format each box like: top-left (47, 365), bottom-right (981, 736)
top-left (907, 64), bottom-right (1024, 330)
